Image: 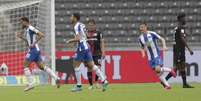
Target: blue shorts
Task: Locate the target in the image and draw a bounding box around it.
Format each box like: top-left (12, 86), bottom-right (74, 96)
top-left (74, 49), bottom-right (93, 62)
top-left (25, 48), bottom-right (42, 62)
top-left (148, 57), bottom-right (163, 69)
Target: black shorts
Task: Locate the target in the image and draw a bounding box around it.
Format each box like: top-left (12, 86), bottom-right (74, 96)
top-left (173, 45), bottom-right (186, 65)
top-left (93, 55), bottom-right (102, 66)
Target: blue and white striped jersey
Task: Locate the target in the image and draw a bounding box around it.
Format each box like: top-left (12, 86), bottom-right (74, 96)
top-left (74, 22), bottom-right (89, 51)
top-left (25, 25), bottom-right (40, 51)
top-left (138, 31), bottom-right (162, 60)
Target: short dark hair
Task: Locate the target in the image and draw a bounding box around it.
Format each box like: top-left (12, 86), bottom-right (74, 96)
top-left (20, 17), bottom-right (29, 22)
top-left (140, 21), bottom-right (148, 26)
top-left (177, 13), bottom-right (186, 21)
top-left (87, 19), bottom-right (96, 24)
top-left (72, 13), bottom-right (80, 21)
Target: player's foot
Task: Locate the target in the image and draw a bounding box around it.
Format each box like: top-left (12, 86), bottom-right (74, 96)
top-left (71, 85), bottom-right (82, 92)
top-left (170, 69), bottom-right (176, 78)
top-left (160, 82), bottom-right (166, 88)
top-left (24, 84), bottom-right (34, 92)
top-left (183, 84), bottom-right (194, 88)
top-left (88, 85), bottom-right (94, 90)
top-left (102, 80), bottom-right (108, 92)
top-left (56, 79), bottom-right (61, 88)
top-left (164, 86), bottom-right (171, 90)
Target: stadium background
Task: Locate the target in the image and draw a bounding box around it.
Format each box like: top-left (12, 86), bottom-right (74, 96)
top-left (0, 0), bottom-right (201, 85)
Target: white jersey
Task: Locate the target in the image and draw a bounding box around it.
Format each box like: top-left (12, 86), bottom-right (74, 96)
top-left (25, 25), bottom-right (40, 51)
top-left (138, 31), bottom-right (161, 60)
top-left (74, 22), bottom-right (89, 51)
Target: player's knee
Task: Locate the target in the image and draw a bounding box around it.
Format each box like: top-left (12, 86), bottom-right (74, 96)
top-left (39, 66), bottom-right (45, 70)
top-left (180, 68), bottom-right (185, 72)
top-left (24, 63), bottom-right (29, 68)
top-left (84, 62), bottom-right (88, 67)
top-left (38, 63), bottom-right (45, 70)
top-left (155, 67), bottom-right (161, 73)
top-left (74, 67), bottom-right (80, 72)
top-left (88, 68), bottom-right (93, 72)
top-left (73, 60), bottom-right (82, 68)
top-left (177, 62), bottom-right (185, 72)
top-left (24, 61), bottom-right (30, 68)
top-left (88, 61), bottom-right (94, 68)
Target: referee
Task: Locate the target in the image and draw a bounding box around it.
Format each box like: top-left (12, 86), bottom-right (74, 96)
top-left (165, 13), bottom-right (194, 88)
top-left (86, 19), bottom-right (105, 89)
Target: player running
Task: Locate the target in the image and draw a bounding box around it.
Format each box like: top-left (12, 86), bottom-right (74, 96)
top-left (66, 13), bottom-right (108, 92)
top-left (16, 17), bottom-right (60, 92)
top-left (165, 13), bottom-right (194, 88)
top-left (138, 22), bottom-right (176, 90)
top-left (86, 19), bottom-right (105, 90)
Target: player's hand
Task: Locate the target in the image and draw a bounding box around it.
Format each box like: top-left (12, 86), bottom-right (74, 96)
top-left (189, 49), bottom-right (194, 55)
top-left (142, 52), bottom-right (146, 58)
top-left (66, 40), bottom-right (74, 48)
top-left (66, 40), bottom-right (71, 45)
top-left (162, 47), bottom-right (168, 51)
top-left (16, 32), bottom-right (22, 38)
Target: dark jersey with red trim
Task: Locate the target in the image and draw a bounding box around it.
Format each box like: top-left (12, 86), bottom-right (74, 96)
top-left (87, 30), bottom-right (103, 56)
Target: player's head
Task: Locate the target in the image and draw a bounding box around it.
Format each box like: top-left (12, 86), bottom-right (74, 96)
top-left (19, 17), bottom-right (29, 28)
top-left (177, 13), bottom-right (186, 25)
top-left (70, 13), bottom-right (80, 24)
top-left (87, 19), bottom-right (96, 31)
top-left (139, 22), bottom-right (148, 33)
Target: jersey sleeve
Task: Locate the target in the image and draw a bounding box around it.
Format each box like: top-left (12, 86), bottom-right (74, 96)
top-left (151, 32), bottom-right (162, 39)
top-left (29, 26), bottom-right (40, 34)
top-left (74, 24), bottom-right (81, 35)
top-left (138, 38), bottom-right (144, 48)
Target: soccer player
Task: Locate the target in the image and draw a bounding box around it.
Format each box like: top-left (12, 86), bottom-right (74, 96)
top-left (16, 17), bottom-right (60, 92)
top-left (86, 19), bottom-right (105, 89)
top-left (66, 13), bottom-right (108, 92)
top-left (138, 22), bottom-right (176, 89)
top-left (165, 13), bottom-right (194, 88)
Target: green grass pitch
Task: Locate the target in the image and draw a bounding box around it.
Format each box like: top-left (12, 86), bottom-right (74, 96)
top-left (0, 83), bottom-right (200, 101)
